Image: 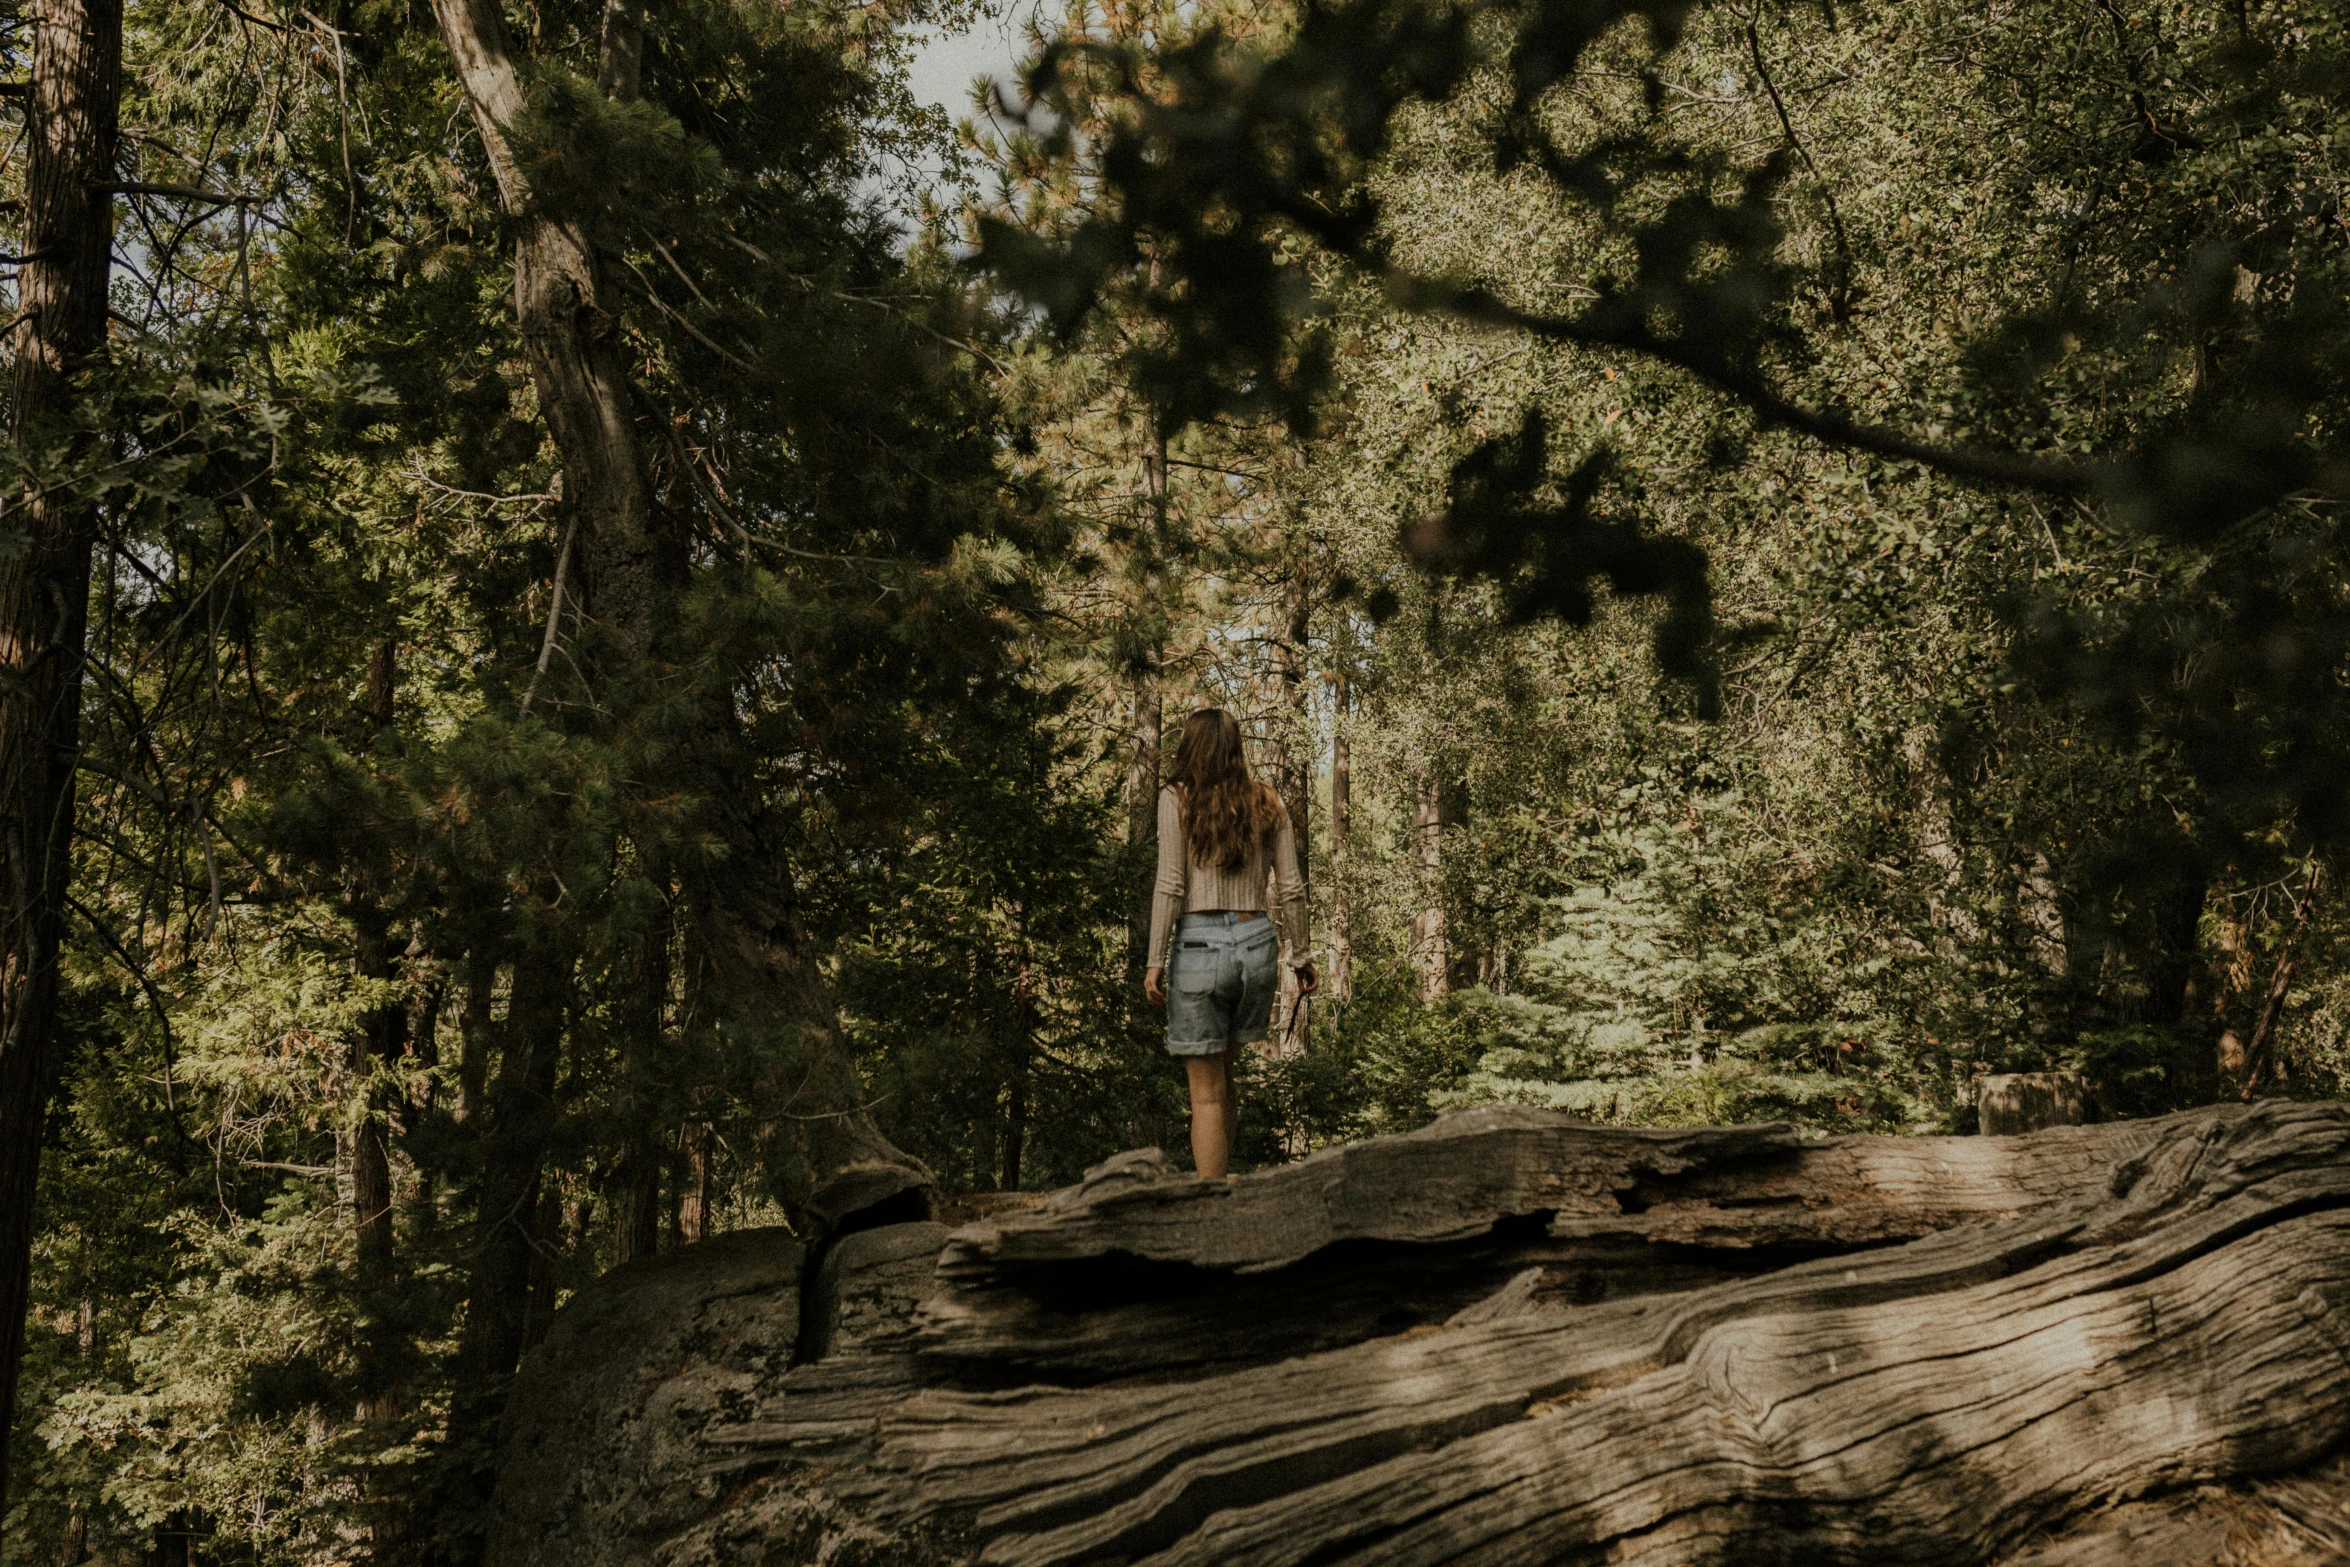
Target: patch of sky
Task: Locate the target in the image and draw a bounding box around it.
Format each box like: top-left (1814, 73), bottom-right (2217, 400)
top-left (874, 1), bottom-right (1043, 229)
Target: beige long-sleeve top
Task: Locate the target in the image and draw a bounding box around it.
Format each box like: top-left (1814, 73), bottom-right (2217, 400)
top-left (1148, 785), bottom-right (1309, 969)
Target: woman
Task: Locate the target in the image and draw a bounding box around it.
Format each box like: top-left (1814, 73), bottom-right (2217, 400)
top-left (1144, 708), bottom-right (1317, 1178)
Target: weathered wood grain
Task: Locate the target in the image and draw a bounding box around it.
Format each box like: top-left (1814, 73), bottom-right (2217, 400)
top-left (490, 1101), bottom-right (2350, 1567)
top-left (915, 1106), bottom-right (2166, 1379)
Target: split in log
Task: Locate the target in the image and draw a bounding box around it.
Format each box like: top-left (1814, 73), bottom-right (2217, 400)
top-left (487, 1101), bottom-right (2350, 1567)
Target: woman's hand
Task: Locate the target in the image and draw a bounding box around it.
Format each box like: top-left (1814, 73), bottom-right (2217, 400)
top-left (1294, 963), bottom-right (1320, 995)
top-left (1145, 966), bottom-right (1167, 1006)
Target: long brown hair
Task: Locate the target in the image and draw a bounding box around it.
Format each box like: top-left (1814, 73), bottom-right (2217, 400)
top-left (1167, 708), bottom-right (1283, 871)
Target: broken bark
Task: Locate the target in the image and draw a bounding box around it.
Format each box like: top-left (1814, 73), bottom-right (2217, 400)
top-left (488, 1101), bottom-right (2350, 1567)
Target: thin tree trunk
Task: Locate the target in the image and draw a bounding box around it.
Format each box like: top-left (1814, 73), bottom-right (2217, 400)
top-left (2242, 866), bottom-right (2321, 1096)
top-left (349, 929), bottom-right (400, 1287)
top-left (1329, 667), bottom-right (1350, 1003)
top-left (1123, 680), bottom-right (1161, 988)
top-left (1004, 960), bottom-right (1034, 1192)
top-left (1126, 422), bottom-right (1167, 995)
top-left (2240, 948), bottom-right (2297, 1096)
top-left (1002, 1062), bottom-right (1028, 1194)
top-left (1267, 584), bottom-right (1311, 1057)
top-left (523, 1188), bottom-right (567, 1353)
top-left (1271, 590), bottom-right (1312, 881)
top-left (0, 0), bottom-right (120, 1530)
top-left (405, 966), bottom-right (443, 1239)
top-left (456, 945), bottom-right (495, 1124)
top-left (675, 1120), bottom-right (710, 1244)
top-left (1410, 764), bottom-right (1449, 1003)
top-left (462, 934), bottom-right (568, 1379)
top-left (609, 864), bottom-right (670, 1268)
top-left (349, 641), bottom-right (400, 1291)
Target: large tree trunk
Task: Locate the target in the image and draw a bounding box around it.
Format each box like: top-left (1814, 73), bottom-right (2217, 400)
top-left (0, 0), bottom-right (119, 1530)
top-left (429, 0), bottom-right (657, 642)
top-left (487, 1102), bottom-right (2350, 1567)
top-left (429, 0), bottom-right (929, 1240)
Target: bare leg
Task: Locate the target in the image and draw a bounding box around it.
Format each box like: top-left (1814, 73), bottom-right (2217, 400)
top-left (1185, 1052), bottom-right (1233, 1178)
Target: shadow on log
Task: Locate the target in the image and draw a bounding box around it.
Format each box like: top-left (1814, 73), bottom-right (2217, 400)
top-left (487, 1103), bottom-right (2350, 1567)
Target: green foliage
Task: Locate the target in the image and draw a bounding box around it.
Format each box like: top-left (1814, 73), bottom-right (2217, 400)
top-left (17, 0), bottom-right (2350, 1558)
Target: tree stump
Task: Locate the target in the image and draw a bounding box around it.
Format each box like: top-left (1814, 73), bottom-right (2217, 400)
top-left (488, 1103), bottom-right (2350, 1567)
top-left (1978, 1071), bottom-right (2094, 1135)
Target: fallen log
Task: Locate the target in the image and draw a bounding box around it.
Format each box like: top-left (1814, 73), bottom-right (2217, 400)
top-left (487, 1101), bottom-right (2350, 1567)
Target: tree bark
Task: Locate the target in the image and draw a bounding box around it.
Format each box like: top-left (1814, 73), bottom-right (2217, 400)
top-left (1328, 667), bottom-right (1350, 1003)
top-left (349, 640), bottom-right (400, 1290)
top-left (349, 925), bottom-right (400, 1288)
top-left (2141, 855), bottom-right (2210, 1028)
top-left (1126, 424), bottom-right (1166, 999)
top-left (1124, 681), bottom-right (1161, 987)
top-left (2239, 945), bottom-right (2297, 1096)
top-left (1409, 763), bottom-right (1449, 1002)
top-left (455, 944), bottom-right (495, 1124)
top-left (0, 0), bottom-right (120, 1531)
top-left (403, 964), bottom-right (444, 1240)
top-left (429, 0), bottom-right (658, 649)
top-left (488, 1102), bottom-right (2350, 1567)
top-left (675, 1120), bottom-right (710, 1244)
top-left (461, 934), bottom-right (568, 1379)
top-left (608, 864), bottom-right (670, 1268)
top-left (523, 1188), bottom-right (567, 1353)
top-left (1266, 584), bottom-right (1311, 1056)
top-left (1269, 589), bottom-right (1311, 886)
top-left (609, 1157), bottom-right (661, 1266)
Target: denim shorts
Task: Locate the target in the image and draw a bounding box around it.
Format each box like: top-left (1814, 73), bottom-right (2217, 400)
top-left (1166, 912), bottom-right (1279, 1056)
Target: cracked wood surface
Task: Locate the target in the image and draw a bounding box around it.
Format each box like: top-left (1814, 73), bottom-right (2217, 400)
top-left (913, 1105), bottom-right (2166, 1379)
top-left (490, 1101), bottom-right (2350, 1567)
